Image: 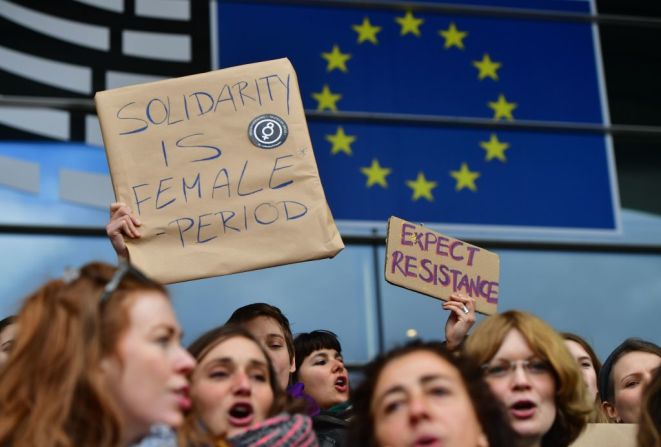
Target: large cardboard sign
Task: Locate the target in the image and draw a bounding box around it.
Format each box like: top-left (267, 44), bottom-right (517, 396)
top-left (95, 59), bottom-right (344, 283)
top-left (385, 216), bottom-right (499, 315)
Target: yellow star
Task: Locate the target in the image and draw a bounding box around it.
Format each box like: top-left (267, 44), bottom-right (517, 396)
top-left (450, 163), bottom-right (480, 192)
top-left (321, 45), bottom-right (351, 73)
top-left (395, 11), bottom-right (424, 37)
top-left (406, 172), bottom-right (438, 202)
top-left (439, 22), bottom-right (468, 49)
top-left (473, 53), bottom-right (501, 81)
top-left (325, 126), bottom-right (356, 156)
top-left (480, 134), bottom-right (510, 162)
top-left (488, 94), bottom-right (517, 120)
top-left (361, 159), bottom-right (392, 188)
top-left (352, 17), bottom-right (381, 44)
top-left (311, 84), bottom-right (341, 112)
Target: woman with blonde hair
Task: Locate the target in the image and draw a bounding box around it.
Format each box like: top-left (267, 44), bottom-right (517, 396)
top-left (0, 261), bottom-right (195, 447)
top-left (464, 310), bottom-right (591, 447)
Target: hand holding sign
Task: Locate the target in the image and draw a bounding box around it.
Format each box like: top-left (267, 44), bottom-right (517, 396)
top-left (106, 202), bottom-right (142, 259)
top-left (385, 216), bottom-right (499, 315)
top-left (96, 59), bottom-right (344, 283)
top-left (443, 293), bottom-right (477, 350)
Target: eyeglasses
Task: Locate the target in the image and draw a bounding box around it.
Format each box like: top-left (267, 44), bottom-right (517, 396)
top-left (482, 358), bottom-right (552, 379)
top-left (99, 261), bottom-right (150, 303)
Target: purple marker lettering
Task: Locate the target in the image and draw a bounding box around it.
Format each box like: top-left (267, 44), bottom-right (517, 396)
top-left (401, 223), bottom-right (415, 246)
top-left (466, 246), bottom-right (481, 266)
top-left (449, 241), bottom-right (464, 262)
top-left (436, 237), bottom-right (450, 256)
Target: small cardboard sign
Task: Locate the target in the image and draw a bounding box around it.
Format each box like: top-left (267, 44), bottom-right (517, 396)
top-left (385, 216), bottom-right (499, 315)
top-left (95, 58), bottom-right (344, 283)
top-left (569, 424), bottom-right (637, 447)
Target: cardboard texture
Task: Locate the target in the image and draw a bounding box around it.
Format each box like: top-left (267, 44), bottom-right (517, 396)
top-left (385, 216), bottom-right (499, 315)
top-left (95, 58), bottom-right (344, 283)
top-left (569, 423), bottom-right (637, 447)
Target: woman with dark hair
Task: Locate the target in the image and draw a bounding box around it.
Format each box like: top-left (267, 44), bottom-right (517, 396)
top-left (350, 340), bottom-right (516, 447)
top-left (598, 338), bottom-right (661, 423)
top-left (294, 330), bottom-right (351, 447)
top-left (0, 262), bottom-right (195, 447)
top-left (562, 332), bottom-right (608, 422)
top-left (0, 315), bottom-right (16, 369)
top-left (225, 303), bottom-right (296, 391)
top-left (464, 311), bottom-right (591, 447)
top-left (178, 325), bottom-right (316, 447)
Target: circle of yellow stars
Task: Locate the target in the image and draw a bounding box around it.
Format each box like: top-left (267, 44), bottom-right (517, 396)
top-left (311, 10), bottom-right (518, 203)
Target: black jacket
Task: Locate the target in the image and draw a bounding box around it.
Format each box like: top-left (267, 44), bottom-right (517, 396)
top-left (313, 406), bottom-right (352, 447)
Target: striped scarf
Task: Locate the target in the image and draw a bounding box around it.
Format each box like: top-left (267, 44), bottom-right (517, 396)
top-left (226, 413), bottom-right (318, 447)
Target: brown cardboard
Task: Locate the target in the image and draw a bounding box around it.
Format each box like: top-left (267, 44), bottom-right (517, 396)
top-left (385, 216), bottom-right (499, 315)
top-left (95, 58), bottom-right (344, 283)
top-left (569, 423), bottom-right (637, 447)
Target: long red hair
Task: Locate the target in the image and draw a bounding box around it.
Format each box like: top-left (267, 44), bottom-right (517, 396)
top-left (0, 262), bottom-right (166, 447)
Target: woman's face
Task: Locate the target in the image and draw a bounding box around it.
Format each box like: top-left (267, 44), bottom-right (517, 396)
top-left (372, 350), bottom-right (488, 447)
top-left (606, 351), bottom-right (661, 423)
top-left (297, 348), bottom-right (349, 410)
top-left (0, 322), bottom-right (17, 369)
top-left (243, 316), bottom-right (294, 390)
top-left (483, 329), bottom-right (556, 445)
top-left (103, 291), bottom-right (196, 441)
top-left (191, 336), bottom-right (274, 438)
top-left (565, 340), bottom-right (598, 401)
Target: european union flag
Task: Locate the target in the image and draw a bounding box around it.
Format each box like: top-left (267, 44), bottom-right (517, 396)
top-left (215, 0), bottom-right (618, 231)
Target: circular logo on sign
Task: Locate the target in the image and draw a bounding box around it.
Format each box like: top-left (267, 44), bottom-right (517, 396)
top-left (248, 114), bottom-right (288, 149)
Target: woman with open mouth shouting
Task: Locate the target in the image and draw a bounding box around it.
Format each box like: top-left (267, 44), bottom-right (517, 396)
top-left (178, 325), bottom-right (317, 446)
top-left (464, 311), bottom-right (591, 447)
top-left (294, 330), bottom-right (352, 447)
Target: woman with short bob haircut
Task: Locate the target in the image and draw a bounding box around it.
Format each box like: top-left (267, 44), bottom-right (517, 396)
top-left (464, 311), bottom-right (590, 447)
top-left (350, 340), bottom-right (516, 447)
top-left (294, 330), bottom-right (351, 447)
top-left (0, 262), bottom-right (195, 447)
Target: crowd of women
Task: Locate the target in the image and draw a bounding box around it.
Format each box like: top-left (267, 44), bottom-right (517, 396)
top-left (0, 203), bottom-right (658, 447)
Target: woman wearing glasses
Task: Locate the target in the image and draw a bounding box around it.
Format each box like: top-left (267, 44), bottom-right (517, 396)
top-left (0, 262), bottom-right (195, 447)
top-left (464, 311), bottom-right (591, 447)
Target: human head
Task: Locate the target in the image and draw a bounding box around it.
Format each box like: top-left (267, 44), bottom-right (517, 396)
top-left (464, 311), bottom-right (589, 447)
top-left (0, 315), bottom-right (17, 369)
top-left (351, 340), bottom-right (515, 447)
top-left (0, 261), bottom-right (194, 447)
top-left (638, 368), bottom-right (661, 447)
top-left (183, 325), bottom-right (283, 443)
top-left (225, 303), bottom-right (295, 389)
top-left (598, 338), bottom-right (661, 423)
top-left (294, 330), bottom-right (349, 409)
top-left (562, 333), bottom-right (601, 401)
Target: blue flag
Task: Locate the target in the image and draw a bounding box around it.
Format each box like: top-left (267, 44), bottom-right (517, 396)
top-left (215, 0), bottom-right (618, 230)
